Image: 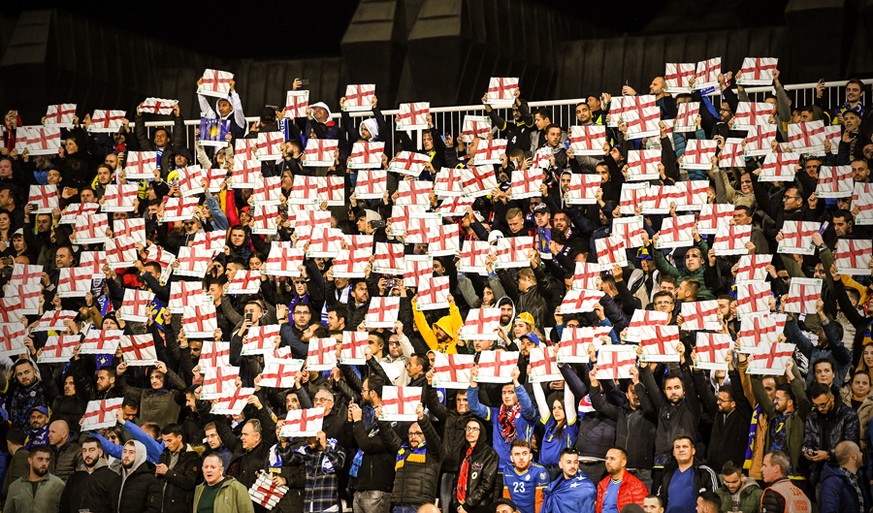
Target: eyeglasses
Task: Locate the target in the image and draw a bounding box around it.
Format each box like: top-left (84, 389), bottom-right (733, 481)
top-left (408, 431), bottom-right (424, 437)
top-left (655, 300), bottom-right (674, 306)
top-left (389, 340), bottom-right (401, 346)
top-left (465, 426), bottom-right (480, 432)
top-left (314, 397), bottom-right (334, 405)
top-left (783, 195), bottom-right (802, 200)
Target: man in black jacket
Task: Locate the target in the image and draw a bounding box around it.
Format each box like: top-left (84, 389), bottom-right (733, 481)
top-left (454, 417), bottom-right (499, 513)
top-left (154, 424), bottom-right (201, 513)
top-left (219, 396), bottom-right (277, 512)
top-left (657, 435), bottom-right (718, 513)
top-left (113, 440), bottom-right (161, 513)
top-left (349, 375), bottom-right (396, 513)
top-left (379, 403), bottom-right (443, 511)
top-left (60, 437), bottom-right (119, 513)
top-left (703, 355), bottom-right (753, 473)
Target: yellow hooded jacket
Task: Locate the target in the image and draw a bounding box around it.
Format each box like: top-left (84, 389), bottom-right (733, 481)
top-left (411, 300), bottom-right (464, 354)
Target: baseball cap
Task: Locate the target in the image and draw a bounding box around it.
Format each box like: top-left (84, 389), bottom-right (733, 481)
top-left (533, 203), bottom-right (550, 215)
top-left (520, 333), bottom-right (541, 346)
top-left (515, 312), bottom-right (535, 326)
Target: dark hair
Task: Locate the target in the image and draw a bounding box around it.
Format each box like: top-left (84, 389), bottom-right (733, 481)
top-left (413, 353), bottom-right (430, 373)
top-left (369, 331), bottom-right (386, 349)
top-left (846, 78), bottom-right (864, 90)
top-left (658, 274), bottom-right (677, 286)
top-left (162, 423), bottom-right (184, 440)
top-left (812, 358), bottom-right (835, 373)
top-left (775, 383), bottom-right (796, 405)
top-left (721, 461), bottom-right (743, 476)
top-left (559, 447), bottom-right (578, 458)
top-left (680, 278), bottom-right (700, 297)
top-left (292, 302), bottom-right (311, 315)
top-left (82, 436), bottom-right (103, 448)
top-left (672, 434), bottom-right (694, 446)
top-left (832, 209), bottom-right (854, 224)
top-left (809, 381), bottom-right (832, 399)
top-left (122, 395), bottom-right (140, 410)
top-left (510, 439), bottom-right (531, 450)
top-left (644, 495), bottom-right (662, 507)
top-left (365, 374), bottom-right (385, 398)
top-left (326, 305), bottom-right (347, 323)
top-left (545, 123), bottom-right (562, 134)
top-left (698, 492), bottom-right (721, 511)
top-left (608, 446), bottom-right (628, 460)
top-left (29, 445), bottom-right (52, 458)
top-left (7, 429), bottom-right (26, 446)
top-left (533, 108), bottom-right (551, 121)
top-left (493, 498), bottom-right (518, 513)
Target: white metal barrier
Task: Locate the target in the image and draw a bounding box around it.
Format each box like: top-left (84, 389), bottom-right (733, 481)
top-left (140, 79), bottom-right (872, 152)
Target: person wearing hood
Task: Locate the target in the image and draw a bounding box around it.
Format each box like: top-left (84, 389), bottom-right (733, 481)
top-left (133, 102), bottom-right (186, 178)
top-left (453, 417), bottom-right (500, 513)
top-left (714, 462), bottom-right (762, 513)
top-left (412, 293), bottom-right (465, 354)
top-left (305, 101), bottom-right (340, 141)
top-left (60, 436), bottom-right (120, 513)
top-left (112, 440), bottom-right (161, 513)
top-left (340, 95), bottom-right (388, 158)
top-left (197, 78), bottom-right (247, 143)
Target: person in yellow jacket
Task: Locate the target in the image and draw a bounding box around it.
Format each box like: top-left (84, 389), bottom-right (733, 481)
top-left (412, 293), bottom-right (465, 354)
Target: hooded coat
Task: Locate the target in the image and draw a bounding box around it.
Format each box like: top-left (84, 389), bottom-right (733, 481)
top-left (453, 417), bottom-right (500, 513)
top-left (113, 440), bottom-right (161, 513)
top-left (412, 299), bottom-right (465, 354)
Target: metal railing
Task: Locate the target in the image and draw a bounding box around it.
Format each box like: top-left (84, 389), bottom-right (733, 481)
top-left (140, 79), bottom-right (871, 153)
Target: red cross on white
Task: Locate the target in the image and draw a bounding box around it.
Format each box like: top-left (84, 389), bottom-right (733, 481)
top-left (594, 346), bottom-right (637, 380)
top-left (510, 167), bottom-right (543, 200)
top-left (5, 283), bottom-right (40, 315)
top-left (760, 151), bottom-right (799, 182)
top-left (168, 281), bottom-right (205, 314)
top-left (306, 337), bottom-right (338, 371)
top-left (44, 103), bottom-right (77, 126)
top-left (485, 77), bottom-right (519, 107)
top-left (230, 155), bottom-right (261, 187)
top-left (176, 165), bottom-right (206, 198)
top-left (204, 167), bottom-right (227, 192)
top-left (639, 325), bottom-right (681, 363)
top-left (343, 84), bottom-right (376, 111)
top-left (748, 342), bottom-right (795, 376)
top-left (624, 309), bottom-right (669, 342)
top-left (256, 131), bottom-right (284, 162)
top-left (381, 386), bottom-right (423, 421)
top-left (251, 175), bottom-right (283, 206)
top-left (835, 239), bottom-right (872, 275)
top-left (595, 234), bottom-right (627, 267)
top-left (694, 57), bottom-right (721, 90)
top-left (333, 242), bottom-right (374, 279)
top-left (199, 341), bottom-right (232, 370)
top-left (162, 197), bottom-right (200, 223)
top-left (787, 120), bottom-right (826, 153)
top-left (569, 125), bottom-right (606, 155)
top-left (737, 57), bottom-right (778, 86)
top-left (0, 297), bottom-right (24, 323)
top-left (475, 350), bottom-right (519, 383)
top-left (743, 123), bottom-right (777, 157)
top-left (557, 326), bottom-right (612, 363)
top-left (852, 182), bottom-right (873, 225)
top-left (259, 358), bottom-right (302, 389)
top-left (718, 137), bottom-right (746, 168)
top-left (528, 346), bottom-right (563, 383)
top-left (397, 102), bottom-right (430, 130)
top-left (102, 184), bottom-right (139, 212)
top-left (175, 247), bottom-right (212, 279)
top-left (79, 329), bottom-right (123, 355)
top-left (664, 63), bottom-right (696, 93)
top-left (436, 195), bottom-right (474, 219)
top-left (281, 408), bottom-right (326, 438)
top-left (317, 176), bottom-right (345, 206)
top-left (57, 267), bottom-right (92, 298)
top-left (494, 236), bottom-right (533, 269)
top-left (736, 280), bottom-right (772, 317)
top-left (113, 218), bottom-right (146, 244)
top-left (461, 115), bottom-right (492, 143)
top-left (564, 173), bottom-right (601, 205)
top-left (432, 353), bottom-right (476, 389)
top-left (735, 254), bottom-right (773, 282)
top-left (81, 398), bottom-right (124, 431)
top-left (355, 169), bottom-right (388, 199)
top-left (712, 224), bottom-right (752, 256)
top-left (182, 303), bottom-right (218, 339)
top-left (33, 310), bottom-right (78, 332)
top-left (307, 227), bottom-right (344, 258)
top-left (0, 323), bottom-right (28, 358)
top-left (59, 202), bottom-right (99, 225)
top-left (427, 223), bottom-right (460, 257)
top-left (656, 214), bottom-right (696, 249)
top-left (139, 97), bottom-right (178, 115)
top-left (674, 101), bottom-right (700, 133)
top-left (559, 289), bottom-right (605, 314)
top-left (783, 277), bottom-right (822, 314)
top-left (459, 165), bottom-right (497, 198)
top-left (681, 139), bottom-right (718, 170)
top-left (118, 289), bottom-right (155, 323)
top-left (626, 149), bottom-right (661, 181)
top-left (27, 185), bottom-right (58, 214)
top-left (9, 263), bottom-right (43, 287)
top-left (568, 262), bottom-right (600, 291)
top-left (227, 270), bottom-right (262, 295)
top-left (734, 102), bottom-right (774, 130)
top-left (78, 251), bottom-right (106, 277)
top-left (403, 254), bottom-right (433, 287)
top-left (816, 165), bottom-right (854, 199)
top-left (284, 90), bottom-right (309, 118)
top-left (104, 236), bottom-right (138, 269)
top-left (694, 332), bottom-right (733, 371)
top-left (697, 204), bottom-right (735, 235)
top-left (365, 296), bottom-right (401, 328)
top-left (211, 386), bottom-right (255, 416)
top-left (618, 183), bottom-right (648, 215)
top-left (458, 240), bottom-right (491, 275)
top-left (416, 275), bottom-right (451, 311)
top-left (472, 138), bottom-right (508, 165)
top-left (738, 313), bottom-right (786, 353)
top-left (396, 179), bottom-right (432, 206)
top-left (200, 365), bottom-right (239, 400)
top-left (623, 95), bottom-right (660, 140)
top-left (198, 68), bottom-right (234, 98)
top-left (680, 300), bottom-right (721, 331)
top-left (24, 126), bottom-right (61, 156)
top-left (778, 220), bottom-right (821, 255)
top-left (234, 137), bottom-right (259, 160)
top-left (388, 151), bottom-right (430, 177)
top-left (606, 96), bottom-right (630, 127)
top-left (120, 334), bottom-right (157, 366)
top-left (349, 141), bottom-right (385, 169)
top-left (249, 471), bottom-right (289, 510)
top-left (190, 230), bottom-right (226, 256)
top-left (288, 175), bottom-right (318, 205)
top-left (251, 204), bottom-right (279, 236)
top-left (372, 241), bottom-right (405, 275)
top-left (434, 167), bottom-right (463, 197)
top-left (88, 110), bottom-right (126, 133)
top-left (338, 331), bottom-right (369, 365)
top-left (460, 308), bottom-right (501, 341)
top-left (38, 335), bottom-right (79, 364)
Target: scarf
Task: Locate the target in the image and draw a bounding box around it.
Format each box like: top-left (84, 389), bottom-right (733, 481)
top-left (395, 442), bottom-right (427, 470)
top-left (838, 466), bottom-right (865, 512)
top-left (457, 445), bottom-right (474, 504)
top-left (498, 403), bottom-right (522, 444)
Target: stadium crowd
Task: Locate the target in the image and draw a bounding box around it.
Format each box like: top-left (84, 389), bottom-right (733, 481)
top-left (0, 57), bottom-right (871, 513)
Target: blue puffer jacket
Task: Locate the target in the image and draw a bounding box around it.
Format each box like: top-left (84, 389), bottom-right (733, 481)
top-left (818, 462), bottom-right (869, 513)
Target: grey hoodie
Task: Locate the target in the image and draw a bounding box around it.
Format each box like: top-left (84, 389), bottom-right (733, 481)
top-left (118, 440), bottom-right (148, 510)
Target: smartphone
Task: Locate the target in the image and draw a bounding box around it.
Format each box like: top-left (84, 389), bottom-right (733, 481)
top-left (245, 312), bottom-right (253, 322)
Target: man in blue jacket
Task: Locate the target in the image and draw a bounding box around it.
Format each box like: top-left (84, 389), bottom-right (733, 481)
top-left (819, 441), bottom-right (870, 513)
top-left (541, 448), bottom-right (596, 513)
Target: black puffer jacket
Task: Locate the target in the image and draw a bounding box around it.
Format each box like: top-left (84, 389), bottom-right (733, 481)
top-left (113, 461), bottom-right (162, 513)
top-left (350, 418), bottom-right (397, 493)
top-left (589, 382), bottom-right (657, 469)
top-left (801, 401), bottom-right (860, 456)
top-left (60, 460), bottom-right (119, 513)
top-left (218, 405), bottom-right (278, 489)
top-left (423, 385), bottom-right (477, 471)
top-left (379, 415), bottom-right (442, 505)
top-left (639, 363), bottom-right (705, 463)
top-left (453, 417), bottom-right (500, 513)
top-left (155, 449), bottom-right (201, 513)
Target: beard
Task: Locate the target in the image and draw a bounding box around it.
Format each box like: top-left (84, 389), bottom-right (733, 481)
top-left (32, 466), bottom-right (48, 477)
top-left (122, 459), bottom-right (135, 469)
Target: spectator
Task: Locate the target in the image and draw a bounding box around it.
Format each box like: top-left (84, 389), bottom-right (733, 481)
top-left (502, 440), bottom-right (549, 513)
top-left (59, 436), bottom-right (119, 513)
top-left (760, 452), bottom-right (811, 513)
top-left (802, 382), bottom-right (860, 479)
top-left (192, 454), bottom-right (253, 513)
top-left (541, 448), bottom-right (596, 513)
top-left (596, 448), bottom-right (648, 513)
top-left (3, 445), bottom-right (65, 513)
top-left (454, 417), bottom-right (499, 513)
top-left (154, 423), bottom-right (201, 513)
top-left (47, 419), bottom-right (82, 482)
top-left (1, 430), bottom-right (29, 505)
top-left (714, 461), bottom-right (762, 513)
top-left (114, 440), bottom-right (161, 513)
top-left (346, 375), bottom-right (396, 513)
top-left (819, 440), bottom-right (869, 513)
top-left (656, 435), bottom-right (717, 513)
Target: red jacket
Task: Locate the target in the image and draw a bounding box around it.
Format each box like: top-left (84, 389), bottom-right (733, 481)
top-left (595, 471), bottom-right (649, 513)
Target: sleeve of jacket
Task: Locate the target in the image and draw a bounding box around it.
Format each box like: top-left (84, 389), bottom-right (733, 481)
top-left (164, 452), bottom-right (201, 492)
top-left (421, 415), bottom-right (442, 460)
top-left (818, 478), bottom-right (841, 513)
top-left (352, 421), bottom-right (388, 453)
top-left (588, 384), bottom-right (621, 420)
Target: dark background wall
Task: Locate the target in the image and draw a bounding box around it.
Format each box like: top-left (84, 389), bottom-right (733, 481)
top-left (1, 0), bottom-right (871, 123)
